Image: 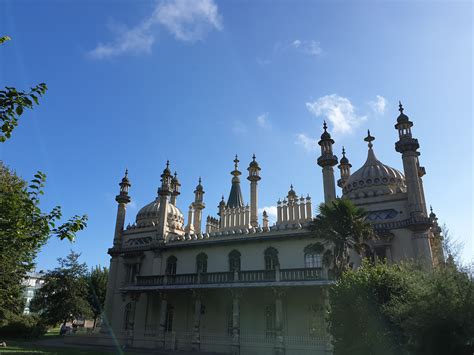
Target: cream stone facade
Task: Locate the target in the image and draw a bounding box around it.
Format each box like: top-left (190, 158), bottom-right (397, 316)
top-left (91, 104), bottom-right (443, 354)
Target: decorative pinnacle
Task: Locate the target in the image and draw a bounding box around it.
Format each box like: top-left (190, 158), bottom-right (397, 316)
top-left (125, 168), bottom-right (128, 177)
top-left (323, 121), bottom-right (327, 131)
top-left (166, 160), bottom-right (170, 169)
top-left (364, 130), bottom-right (375, 149)
top-left (399, 101), bottom-right (404, 114)
top-left (290, 184), bottom-right (294, 189)
top-left (198, 176), bottom-right (202, 184)
top-left (252, 153), bottom-right (256, 161)
top-left (234, 154), bottom-right (239, 168)
top-left (342, 147), bottom-right (346, 156)
top-left (430, 205), bottom-right (433, 213)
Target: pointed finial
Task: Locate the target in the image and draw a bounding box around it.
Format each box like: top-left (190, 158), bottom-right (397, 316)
top-left (430, 205), bottom-right (433, 214)
top-left (198, 176), bottom-right (202, 184)
top-left (399, 101), bottom-right (404, 114)
top-left (125, 168), bottom-right (128, 177)
top-left (290, 184), bottom-right (294, 189)
top-left (252, 153), bottom-right (256, 161)
top-left (174, 171), bottom-right (178, 178)
top-left (342, 146), bottom-right (346, 156)
top-left (323, 120), bottom-right (327, 131)
top-left (166, 160), bottom-right (170, 168)
top-left (364, 130), bottom-right (375, 149)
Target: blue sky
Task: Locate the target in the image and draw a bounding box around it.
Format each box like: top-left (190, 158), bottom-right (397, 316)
top-left (1, 0), bottom-right (472, 270)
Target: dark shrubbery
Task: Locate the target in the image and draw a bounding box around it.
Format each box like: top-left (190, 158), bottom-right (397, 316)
top-left (0, 314), bottom-right (47, 339)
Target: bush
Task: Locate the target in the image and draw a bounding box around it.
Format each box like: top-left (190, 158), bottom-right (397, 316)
top-left (0, 314), bottom-right (47, 338)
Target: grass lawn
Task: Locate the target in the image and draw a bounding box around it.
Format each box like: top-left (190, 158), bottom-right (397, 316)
top-left (0, 340), bottom-right (113, 354)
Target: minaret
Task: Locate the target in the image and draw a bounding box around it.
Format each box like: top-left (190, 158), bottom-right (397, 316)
top-left (113, 169), bottom-right (131, 247)
top-left (218, 196), bottom-right (226, 229)
top-left (157, 161), bottom-right (172, 238)
top-left (394, 103), bottom-right (432, 265)
top-left (170, 172), bottom-right (181, 206)
top-left (317, 121), bottom-right (338, 204)
top-left (337, 147), bottom-right (352, 189)
top-left (394, 102), bottom-right (427, 217)
top-left (227, 155), bottom-right (244, 208)
top-left (247, 154), bottom-right (261, 228)
top-left (193, 177), bottom-right (205, 234)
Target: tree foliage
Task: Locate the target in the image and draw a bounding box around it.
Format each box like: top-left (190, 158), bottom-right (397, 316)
top-left (328, 261), bottom-right (474, 355)
top-left (309, 198), bottom-right (375, 278)
top-left (0, 163), bottom-right (87, 319)
top-left (86, 266), bottom-right (108, 328)
top-left (30, 251), bottom-right (92, 326)
top-left (1, 36), bottom-right (47, 142)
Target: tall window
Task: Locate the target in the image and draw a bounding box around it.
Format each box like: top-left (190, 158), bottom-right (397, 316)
top-left (264, 247), bottom-right (279, 270)
top-left (228, 250), bottom-right (241, 272)
top-left (165, 304), bottom-right (174, 332)
top-left (304, 244), bottom-right (324, 268)
top-left (124, 302), bottom-right (133, 330)
top-left (166, 255), bottom-right (177, 275)
top-left (196, 252), bottom-right (208, 273)
top-left (264, 304), bottom-right (276, 338)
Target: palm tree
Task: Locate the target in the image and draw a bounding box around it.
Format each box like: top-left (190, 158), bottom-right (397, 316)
top-left (309, 198), bottom-right (375, 279)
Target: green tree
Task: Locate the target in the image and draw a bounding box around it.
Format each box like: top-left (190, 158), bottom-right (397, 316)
top-left (328, 261), bottom-right (474, 355)
top-left (30, 251), bottom-right (92, 326)
top-left (1, 36), bottom-right (47, 142)
top-left (86, 266), bottom-right (108, 328)
top-left (0, 164), bottom-right (87, 319)
top-left (309, 198), bottom-right (375, 278)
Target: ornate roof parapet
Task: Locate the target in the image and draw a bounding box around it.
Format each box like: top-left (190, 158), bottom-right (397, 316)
top-left (276, 187), bottom-right (312, 228)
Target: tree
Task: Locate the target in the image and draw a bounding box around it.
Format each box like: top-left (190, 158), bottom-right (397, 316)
top-left (328, 261), bottom-right (474, 355)
top-left (0, 164), bottom-right (87, 320)
top-left (309, 198), bottom-right (375, 278)
top-left (86, 266), bottom-right (108, 328)
top-left (0, 36), bottom-right (87, 320)
top-left (1, 36), bottom-right (47, 142)
top-left (30, 251), bottom-right (92, 326)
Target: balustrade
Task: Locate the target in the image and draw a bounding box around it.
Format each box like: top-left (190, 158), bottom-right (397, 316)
top-left (136, 267), bottom-right (325, 287)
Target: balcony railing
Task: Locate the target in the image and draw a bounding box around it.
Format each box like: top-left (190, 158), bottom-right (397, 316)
top-left (136, 267), bottom-right (327, 287)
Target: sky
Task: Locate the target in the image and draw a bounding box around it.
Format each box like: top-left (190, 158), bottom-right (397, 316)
top-left (0, 0), bottom-right (472, 270)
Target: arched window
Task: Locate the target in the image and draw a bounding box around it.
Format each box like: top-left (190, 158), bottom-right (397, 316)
top-left (196, 252), bottom-right (208, 273)
top-left (304, 243), bottom-right (324, 268)
top-left (166, 255), bottom-right (177, 275)
top-left (228, 250), bottom-right (241, 272)
top-left (124, 302), bottom-right (133, 330)
top-left (264, 247), bottom-right (279, 270)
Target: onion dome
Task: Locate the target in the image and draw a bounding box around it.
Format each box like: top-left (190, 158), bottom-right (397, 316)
top-left (343, 131), bottom-right (406, 199)
top-left (396, 101), bottom-right (410, 124)
top-left (287, 184), bottom-right (297, 200)
top-left (195, 177), bottom-right (204, 192)
top-left (249, 154), bottom-right (259, 168)
top-left (340, 147), bottom-right (350, 165)
top-left (320, 121), bottom-right (331, 140)
top-left (135, 198), bottom-right (185, 231)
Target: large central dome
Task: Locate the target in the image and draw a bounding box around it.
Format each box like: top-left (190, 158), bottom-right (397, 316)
top-left (136, 199), bottom-right (185, 233)
top-left (342, 147), bottom-right (406, 199)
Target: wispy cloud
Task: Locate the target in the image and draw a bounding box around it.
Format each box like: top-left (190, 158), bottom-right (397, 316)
top-left (295, 133), bottom-right (318, 152)
top-left (290, 39), bottom-right (322, 56)
top-left (368, 95), bottom-right (387, 115)
top-left (88, 0), bottom-right (222, 59)
top-left (306, 94), bottom-right (366, 134)
top-left (258, 206), bottom-right (277, 224)
top-left (256, 113), bottom-right (271, 129)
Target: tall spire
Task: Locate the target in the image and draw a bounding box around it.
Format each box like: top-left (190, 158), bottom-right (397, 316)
top-left (227, 155), bottom-right (244, 208)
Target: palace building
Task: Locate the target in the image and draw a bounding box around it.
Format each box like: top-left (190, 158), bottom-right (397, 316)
top-left (94, 104), bottom-right (443, 354)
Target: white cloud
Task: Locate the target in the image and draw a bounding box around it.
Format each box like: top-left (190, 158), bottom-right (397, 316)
top-left (306, 94), bottom-right (366, 134)
top-left (88, 0), bottom-right (222, 59)
top-left (258, 206), bottom-right (277, 224)
top-left (256, 113), bottom-right (271, 129)
top-left (291, 39), bottom-right (322, 56)
top-left (368, 95), bottom-right (387, 115)
top-left (295, 133), bottom-right (318, 152)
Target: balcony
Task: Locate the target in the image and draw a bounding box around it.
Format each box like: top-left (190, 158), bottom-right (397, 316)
top-left (127, 267), bottom-right (332, 291)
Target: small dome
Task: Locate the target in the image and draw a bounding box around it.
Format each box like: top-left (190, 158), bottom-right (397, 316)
top-left (397, 101), bottom-right (410, 124)
top-left (136, 199), bottom-right (185, 232)
top-left (342, 148), bottom-right (406, 199)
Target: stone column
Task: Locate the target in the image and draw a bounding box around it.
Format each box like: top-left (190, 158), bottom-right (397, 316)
top-left (101, 255), bottom-right (119, 333)
top-left (231, 289), bottom-right (242, 355)
top-left (158, 293), bottom-right (168, 349)
top-left (412, 231), bottom-right (433, 266)
top-left (192, 291), bottom-right (202, 351)
top-left (273, 289), bottom-right (285, 355)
